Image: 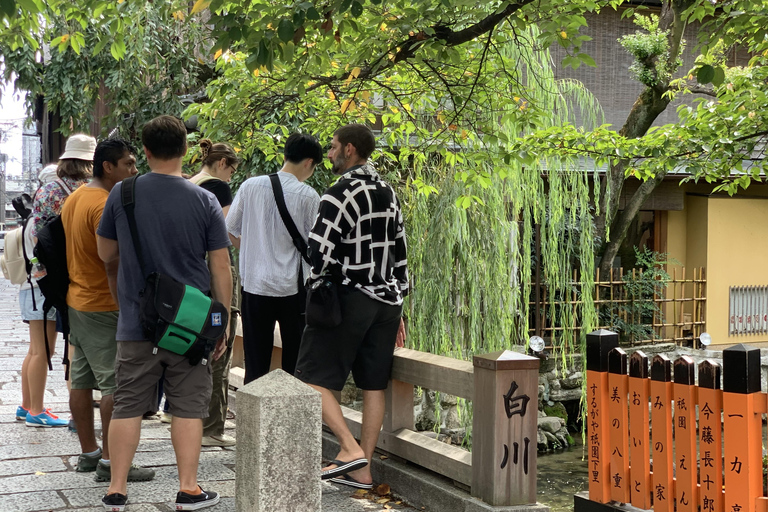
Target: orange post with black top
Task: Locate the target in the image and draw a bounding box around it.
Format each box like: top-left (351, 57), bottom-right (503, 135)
top-left (608, 348), bottom-right (629, 504)
top-left (698, 359), bottom-right (723, 512)
top-left (586, 330), bottom-right (618, 504)
top-left (673, 356), bottom-right (698, 512)
top-left (628, 351), bottom-right (651, 509)
top-left (723, 344), bottom-right (762, 512)
top-left (650, 354), bottom-right (674, 512)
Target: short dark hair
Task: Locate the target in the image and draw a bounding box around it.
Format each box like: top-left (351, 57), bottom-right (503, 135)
top-left (333, 124), bottom-right (375, 160)
top-left (141, 115), bottom-right (187, 160)
top-left (93, 138), bottom-right (135, 178)
top-left (284, 133), bottom-right (323, 165)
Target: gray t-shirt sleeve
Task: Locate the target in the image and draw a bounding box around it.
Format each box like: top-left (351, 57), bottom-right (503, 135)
top-left (96, 185), bottom-right (119, 241)
top-left (207, 195), bottom-right (232, 252)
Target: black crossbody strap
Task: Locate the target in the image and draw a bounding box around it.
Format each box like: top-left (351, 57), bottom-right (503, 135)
top-left (268, 173), bottom-right (311, 264)
top-left (120, 175), bottom-right (148, 279)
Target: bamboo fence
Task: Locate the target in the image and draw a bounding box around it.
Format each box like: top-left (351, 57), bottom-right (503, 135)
top-left (529, 267), bottom-right (707, 346)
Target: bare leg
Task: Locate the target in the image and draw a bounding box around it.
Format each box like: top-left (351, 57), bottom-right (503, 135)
top-left (346, 390), bottom-right (385, 484)
top-left (20, 352), bottom-right (31, 410)
top-left (106, 416), bottom-right (142, 496)
top-left (99, 394), bottom-right (115, 460)
top-left (309, 384), bottom-right (365, 470)
top-left (171, 417), bottom-right (203, 491)
top-left (70, 388), bottom-right (97, 453)
top-left (25, 320), bottom-right (57, 414)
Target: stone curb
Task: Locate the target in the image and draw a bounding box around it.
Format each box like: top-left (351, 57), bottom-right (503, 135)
top-left (323, 430), bottom-right (550, 512)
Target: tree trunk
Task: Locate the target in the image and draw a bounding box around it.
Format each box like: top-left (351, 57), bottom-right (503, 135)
top-left (596, 0), bottom-right (693, 275)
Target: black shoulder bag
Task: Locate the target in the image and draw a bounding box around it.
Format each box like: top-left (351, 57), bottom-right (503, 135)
top-left (268, 173), bottom-right (341, 327)
top-left (121, 175), bottom-right (228, 365)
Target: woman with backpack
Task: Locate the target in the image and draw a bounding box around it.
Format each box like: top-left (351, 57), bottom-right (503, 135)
top-left (17, 134), bottom-right (96, 427)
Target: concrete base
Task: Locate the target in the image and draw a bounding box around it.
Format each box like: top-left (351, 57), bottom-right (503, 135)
top-left (323, 431), bottom-right (550, 512)
top-left (574, 492), bottom-right (652, 512)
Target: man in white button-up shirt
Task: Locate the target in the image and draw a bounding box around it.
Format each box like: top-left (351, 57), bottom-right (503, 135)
top-left (226, 133), bottom-right (323, 384)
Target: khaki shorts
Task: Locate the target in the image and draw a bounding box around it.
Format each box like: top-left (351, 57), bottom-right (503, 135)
top-left (68, 308), bottom-right (119, 396)
top-left (112, 340), bottom-right (213, 420)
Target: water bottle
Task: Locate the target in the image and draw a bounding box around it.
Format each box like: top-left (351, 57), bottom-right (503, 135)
top-left (30, 257), bottom-right (47, 281)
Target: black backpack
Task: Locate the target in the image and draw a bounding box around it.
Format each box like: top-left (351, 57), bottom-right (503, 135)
top-left (32, 180), bottom-right (73, 373)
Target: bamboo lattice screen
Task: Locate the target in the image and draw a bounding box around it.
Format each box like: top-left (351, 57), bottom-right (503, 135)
top-left (529, 267), bottom-right (706, 346)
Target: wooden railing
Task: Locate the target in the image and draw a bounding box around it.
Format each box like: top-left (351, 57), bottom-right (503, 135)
top-left (579, 329), bottom-right (764, 512)
top-left (230, 338), bottom-right (542, 507)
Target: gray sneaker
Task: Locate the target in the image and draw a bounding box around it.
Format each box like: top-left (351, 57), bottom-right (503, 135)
top-left (94, 461), bottom-right (156, 482)
top-left (76, 448), bottom-right (102, 472)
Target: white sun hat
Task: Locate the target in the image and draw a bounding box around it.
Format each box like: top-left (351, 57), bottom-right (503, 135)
top-left (59, 133), bottom-right (97, 161)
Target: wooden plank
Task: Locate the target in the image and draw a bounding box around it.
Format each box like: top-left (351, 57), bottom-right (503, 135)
top-left (650, 355), bottom-right (674, 512)
top-left (628, 352), bottom-right (651, 509)
top-left (698, 360), bottom-right (723, 512)
top-left (608, 349), bottom-right (629, 503)
top-left (673, 356), bottom-right (698, 512)
top-left (340, 405), bottom-right (472, 486)
top-left (391, 348), bottom-right (474, 400)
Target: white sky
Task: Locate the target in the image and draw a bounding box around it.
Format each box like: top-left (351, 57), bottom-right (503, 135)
top-left (0, 77), bottom-right (28, 177)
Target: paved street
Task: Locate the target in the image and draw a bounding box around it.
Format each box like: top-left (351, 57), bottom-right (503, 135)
top-left (0, 279), bottom-right (413, 511)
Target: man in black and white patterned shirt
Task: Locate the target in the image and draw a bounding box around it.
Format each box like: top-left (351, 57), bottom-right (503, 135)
top-left (295, 124), bottom-right (408, 490)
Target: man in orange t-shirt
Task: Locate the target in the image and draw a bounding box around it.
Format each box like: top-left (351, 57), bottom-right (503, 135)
top-left (61, 138), bottom-right (154, 483)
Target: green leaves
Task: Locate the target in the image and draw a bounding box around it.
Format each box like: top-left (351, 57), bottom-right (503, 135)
top-left (277, 18), bottom-right (294, 42)
top-left (0, 0), bottom-right (16, 19)
top-left (696, 64), bottom-right (715, 84)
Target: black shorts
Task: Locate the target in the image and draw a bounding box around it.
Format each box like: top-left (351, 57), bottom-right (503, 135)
top-left (294, 287), bottom-right (402, 391)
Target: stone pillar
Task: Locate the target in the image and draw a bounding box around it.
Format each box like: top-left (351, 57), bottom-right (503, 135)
top-left (236, 369), bottom-right (322, 512)
top-left (471, 350), bottom-right (540, 506)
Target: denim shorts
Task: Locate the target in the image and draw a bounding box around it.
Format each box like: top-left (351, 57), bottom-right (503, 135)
top-left (19, 287), bottom-right (57, 323)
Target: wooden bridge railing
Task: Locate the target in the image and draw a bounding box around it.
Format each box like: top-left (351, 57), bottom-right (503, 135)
top-left (580, 329), bottom-right (764, 512)
top-left (230, 339), bottom-right (542, 507)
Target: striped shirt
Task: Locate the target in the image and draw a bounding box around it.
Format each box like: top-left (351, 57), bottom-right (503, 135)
top-left (227, 171), bottom-right (320, 297)
top-left (308, 163), bottom-right (409, 305)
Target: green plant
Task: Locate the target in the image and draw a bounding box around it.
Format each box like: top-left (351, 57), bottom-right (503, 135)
top-left (601, 248), bottom-right (673, 344)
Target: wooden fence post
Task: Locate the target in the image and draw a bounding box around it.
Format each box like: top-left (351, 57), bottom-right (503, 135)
top-left (723, 344), bottom-right (762, 512)
top-left (650, 355), bottom-right (673, 512)
top-left (607, 348), bottom-right (629, 504)
top-left (383, 379), bottom-right (414, 432)
top-left (673, 356), bottom-right (698, 512)
top-left (586, 329), bottom-right (618, 504)
top-left (698, 359), bottom-right (723, 512)
top-left (471, 350), bottom-right (539, 506)
top-left (628, 351), bottom-right (650, 509)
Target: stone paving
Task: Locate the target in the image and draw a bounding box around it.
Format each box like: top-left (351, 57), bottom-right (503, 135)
top-left (0, 279), bottom-right (415, 511)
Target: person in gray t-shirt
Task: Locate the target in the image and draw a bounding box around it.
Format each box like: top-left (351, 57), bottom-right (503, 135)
top-left (96, 115), bottom-right (231, 512)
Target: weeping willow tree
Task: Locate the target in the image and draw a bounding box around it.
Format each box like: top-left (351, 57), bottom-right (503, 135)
top-left (402, 31), bottom-right (603, 366)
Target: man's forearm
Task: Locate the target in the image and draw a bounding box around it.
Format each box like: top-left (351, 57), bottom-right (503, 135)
top-left (210, 258), bottom-right (233, 315)
top-left (104, 259), bottom-right (119, 307)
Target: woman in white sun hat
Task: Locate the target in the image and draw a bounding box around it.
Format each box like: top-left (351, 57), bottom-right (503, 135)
top-left (18, 133), bottom-right (96, 428)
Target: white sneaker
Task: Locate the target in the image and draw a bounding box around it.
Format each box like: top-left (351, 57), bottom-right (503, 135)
top-left (201, 434), bottom-right (236, 447)
top-left (160, 412), bottom-right (172, 424)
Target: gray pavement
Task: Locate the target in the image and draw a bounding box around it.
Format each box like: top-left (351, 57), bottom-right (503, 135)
top-left (0, 279), bottom-right (414, 511)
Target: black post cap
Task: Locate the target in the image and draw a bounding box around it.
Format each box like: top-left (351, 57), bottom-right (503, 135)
top-left (673, 356), bottom-right (695, 385)
top-left (651, 354), bottom-right (672, 382)
top-left (629, 351), bottom-right (649, 379)
top-left (698, 359), bottom-right (721, 390)
top-left (586, 330), bottom-right (619, 372)
top-left (723, 344), bottom-right (761, 394)
top-left (608, 347), bottom-right (627, 375)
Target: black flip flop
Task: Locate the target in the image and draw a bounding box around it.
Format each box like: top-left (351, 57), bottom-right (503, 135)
top-left (321, 458), bottom-right (369, 480)
top-left (329, 473), bottom-right (374, 490)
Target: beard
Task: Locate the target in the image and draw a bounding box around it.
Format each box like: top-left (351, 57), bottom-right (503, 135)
top-left (331, 153), bottom-right (347, 175)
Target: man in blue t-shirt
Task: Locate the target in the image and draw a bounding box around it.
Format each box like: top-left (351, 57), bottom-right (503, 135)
top-left (96, 115), bottom-right (232, 512)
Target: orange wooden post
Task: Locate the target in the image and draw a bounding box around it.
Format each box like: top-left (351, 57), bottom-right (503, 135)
top-left (673, 356), bottom-right (698, 512)
top-left (723, 344), bottom-right (763, 512)
top-left (650, 355), bottom-right (674, 512)
top-left (608, 348), bottom-right (629, 503)
top-left (586, 330), bottom-right (618, 503)
top-left (698, 360), bottom-right (723, 512)
top-left (628, 351), bottom-right (651, 509)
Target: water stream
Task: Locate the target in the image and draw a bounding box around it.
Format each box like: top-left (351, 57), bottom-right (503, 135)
top-left (536, 441), bottom-right (588, 512)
